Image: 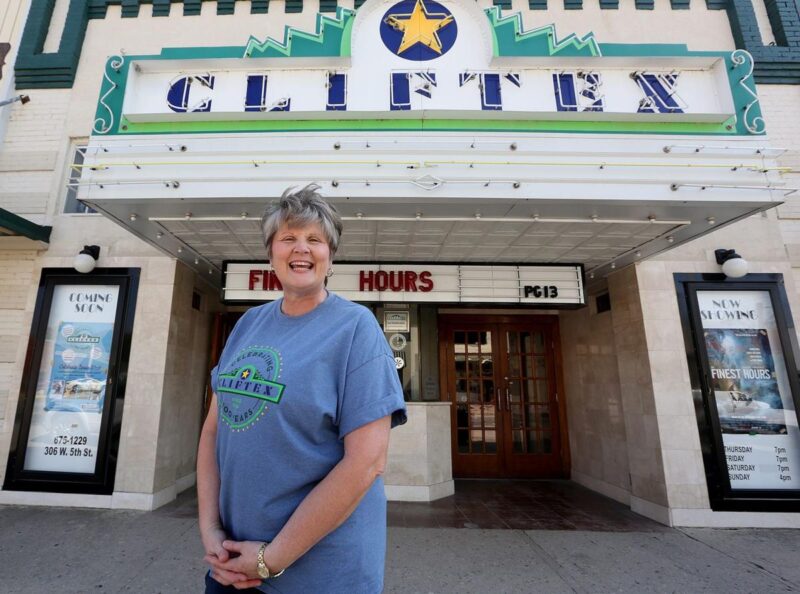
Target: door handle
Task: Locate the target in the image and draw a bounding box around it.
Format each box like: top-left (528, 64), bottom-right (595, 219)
top-left (497, 387), bottom-right (504, 411)
top-left (505, 388), bottom-right (510, 412)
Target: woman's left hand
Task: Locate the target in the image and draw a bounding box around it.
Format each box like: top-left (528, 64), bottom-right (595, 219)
top-left (205, 540), bottom-right (263, 580)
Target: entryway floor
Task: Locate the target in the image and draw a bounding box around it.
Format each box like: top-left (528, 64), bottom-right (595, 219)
top-left (387, 479), bottom-right (669, 531)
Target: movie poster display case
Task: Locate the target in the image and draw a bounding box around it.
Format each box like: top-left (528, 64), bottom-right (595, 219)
top-left (676, 273), bottom-right (800, 511)
top-left (4, 268), bottom-right (139, 495)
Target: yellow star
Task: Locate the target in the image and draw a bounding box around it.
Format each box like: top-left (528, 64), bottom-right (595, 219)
top-left (241, 369), bottom-right (250, 379)
top-left (384, 0), bottom-right (454, 56)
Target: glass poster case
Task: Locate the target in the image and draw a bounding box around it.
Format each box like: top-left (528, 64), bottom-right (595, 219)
top-left (677, 274), bottom-right (800, 511)
top-left (4, 269), bottom-right (139, 495)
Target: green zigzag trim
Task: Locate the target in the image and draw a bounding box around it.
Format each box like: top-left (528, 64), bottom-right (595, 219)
top-left (244, 7), bottom-right (355, 58)
top-left (485, 7), bottom-right (600, 58)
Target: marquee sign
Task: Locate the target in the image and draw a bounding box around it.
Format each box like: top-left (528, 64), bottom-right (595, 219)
top-left (93, 1), bottom-right (765, 136)
top-left (223, 262), bottom-right (585, 306)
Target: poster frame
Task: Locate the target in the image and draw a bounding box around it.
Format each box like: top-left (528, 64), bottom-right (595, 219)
top-left (3, 268), bottom-right (139, 495)
top-left (675, 273), bottom-right (800, 511)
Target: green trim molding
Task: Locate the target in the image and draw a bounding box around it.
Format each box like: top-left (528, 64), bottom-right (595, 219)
top-left (16, 0), bottom-right (800, 88)
top-left (0, 208), bottom-right (52, 243)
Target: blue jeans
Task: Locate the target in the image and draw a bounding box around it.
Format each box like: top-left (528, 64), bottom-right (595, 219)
top-left (204, 571), bottom-right (262, 593)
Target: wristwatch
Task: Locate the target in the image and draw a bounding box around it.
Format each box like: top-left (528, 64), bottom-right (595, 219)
top-left (256, 542), bottom-right (285, 579)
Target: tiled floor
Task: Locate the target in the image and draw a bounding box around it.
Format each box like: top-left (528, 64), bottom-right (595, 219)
top-left (387, 480), bottom-right (668, 531)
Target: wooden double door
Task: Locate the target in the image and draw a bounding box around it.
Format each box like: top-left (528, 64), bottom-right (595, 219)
top-left (439, 315), bottom-right (567, 478)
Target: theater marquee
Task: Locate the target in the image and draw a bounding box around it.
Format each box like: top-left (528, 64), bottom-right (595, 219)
top-left (223, 262), bottom-right (585, 306)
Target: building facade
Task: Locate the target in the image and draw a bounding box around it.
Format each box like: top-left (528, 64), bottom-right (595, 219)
top-left (1, 0), bottom-right (800, 527)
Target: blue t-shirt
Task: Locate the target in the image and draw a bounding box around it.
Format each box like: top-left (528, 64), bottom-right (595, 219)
top-left (210, 292), bottom-right (406, 594)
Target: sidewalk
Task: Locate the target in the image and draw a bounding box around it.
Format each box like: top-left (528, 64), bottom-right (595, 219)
top-left (1, 485), bottom-right (799, 593)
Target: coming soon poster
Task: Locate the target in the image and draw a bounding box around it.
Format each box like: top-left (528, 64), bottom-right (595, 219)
top-left (698, 291), bottom-right (799, 490)
top-left (23, 285), bottom-right (119, 474)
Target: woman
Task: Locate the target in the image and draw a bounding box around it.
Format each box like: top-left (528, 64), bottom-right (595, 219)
top-left (198, 184), bottom-right (407, 593)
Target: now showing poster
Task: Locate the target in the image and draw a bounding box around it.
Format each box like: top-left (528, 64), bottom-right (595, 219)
top-left (698, 291), bottom-right (800, 490)
top-left (23, 285), bottom-right (119, 474)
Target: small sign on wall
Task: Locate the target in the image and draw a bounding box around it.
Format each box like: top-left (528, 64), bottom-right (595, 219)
top-left (385, 311), bottom-right (410, 333)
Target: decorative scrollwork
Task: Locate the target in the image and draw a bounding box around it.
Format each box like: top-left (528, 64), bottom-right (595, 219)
top-left (731, 49), bottom-right (765, 135)
top-left (93, 55), bottom-right (124, 134)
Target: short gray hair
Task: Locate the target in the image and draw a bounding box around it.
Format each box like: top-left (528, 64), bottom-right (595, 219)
top-left (261, 184), bottom-right (343, 260)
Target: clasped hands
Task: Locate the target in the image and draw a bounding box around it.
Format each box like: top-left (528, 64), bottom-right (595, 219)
top-left (203, 528), bottom-right (265, 589)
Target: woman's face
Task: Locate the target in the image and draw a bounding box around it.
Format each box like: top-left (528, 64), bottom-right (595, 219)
top-left (270, 220), bottom-right (332, 299)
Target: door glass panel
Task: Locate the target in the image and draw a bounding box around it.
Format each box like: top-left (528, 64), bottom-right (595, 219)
top-left (455, 379), bottom-right (467, 402)
top-left (470, 429), bottom-right (483, 453)
top-left (523, 380), bottom-right (535, 404)
top-left (533, 356), bottom-right (546, 377)
top-left (481, 357), bottom-right (493, 377)
top-left (483, 404), bottom-right (496, 429)
top-left (457, 429), bottom-right (469, 453)
top-left (506, 332), bottom-right (519, 354)
top-left (512, 430), bottom-right (524, 453)
top-left (521, 332), bottom-right (532, 353)
top-left (511, 405), bottom-right (523, 429)
top-left (539, 408), bottom-right (551, 429)
top-left (454, 337), bottom-right (466, 353)
top-left (527, 430), bottom-right (539, 453)
top-left (467, 355), bottom-right (480, 377)
top-left (542, 431), bottom-right (552, 453)
top-left (508, 381), bottom-right (521, 403)
top-left (469, 404), bottom-right (482, 427)
top-left (507, 353), bottom-right (520, 376)
top-left (468, 380), bottom-right (480, 403)
top-left (535, 379), bottom-right (549, 403)
top-left (533, 332), bottom-right (545, 354)
top-left (482, 380), bottom-right (494, 404)
top-left (456, 404), bottom-right (469, 428)
top-left (523, 355), bottom-right (533, 379)
top-left (526, 405), bottom-right (536, 428)
top-left (485, 430), bottom-right (497, 453)
top-left (454, 356), bottom-right (466, 379)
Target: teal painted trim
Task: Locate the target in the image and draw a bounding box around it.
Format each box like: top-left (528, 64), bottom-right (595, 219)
top-left (285, 0), bottom-right (303, 12)
top-left (634, 0), bottom-right (654, 9)
top-left (217, 0), bottom-right (236, 14)
top-left (16, 0), bottom-right (88, 89)
top-left (486, 7), bottom-right (600, 57)
top-left (121, 0), bottom-right (142, 18)
top-left (493, 0), bottom-right (512, 9)
top-left (183, 0), bottom-right (202, 14)
top-left (244, 7), bottom-right (355, 58)
top-left (152, 0), bottom-right (172, 16)
top-left (564, 0), bottom-right (582, 9)
top-left (160, 45), bottom-right (245, 59)
top-left (669, 0), bottom-right (690, 8)
top-left (251, 0), bottom-right (269, 13)
top-left (528, 0), bottom-right (547, 9)
top-left (319, 0), bottom-right (337, 13)
top-left (0, 208), bottom-right (52, 243)
top-left (599, 0), bottom-right (619, 8)
top-left (599, 42), bottom-right (691, 56)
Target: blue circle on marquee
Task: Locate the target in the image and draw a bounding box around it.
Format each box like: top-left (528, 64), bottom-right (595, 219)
top-left (380, 0), bottom-right (458, 62)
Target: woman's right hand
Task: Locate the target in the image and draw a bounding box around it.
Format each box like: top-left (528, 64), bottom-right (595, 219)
top-left (202, 526), bottom-right (262, 589)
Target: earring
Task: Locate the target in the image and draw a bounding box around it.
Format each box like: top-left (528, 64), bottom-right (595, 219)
top-left (326, 268), bottom-right (334, 277)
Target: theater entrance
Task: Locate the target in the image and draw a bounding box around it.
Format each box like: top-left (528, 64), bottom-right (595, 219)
top-left (439, 315), bottom-right (567, 479)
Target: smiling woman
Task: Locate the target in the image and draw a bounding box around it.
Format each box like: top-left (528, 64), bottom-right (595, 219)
top-left (197, 184), bottom-right (407, 593)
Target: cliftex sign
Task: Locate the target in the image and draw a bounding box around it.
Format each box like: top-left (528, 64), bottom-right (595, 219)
top-left (93, 1), bottom-right (765, 136)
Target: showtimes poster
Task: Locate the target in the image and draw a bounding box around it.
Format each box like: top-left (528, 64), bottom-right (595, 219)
top-left (698, 290), bottom-right (800, 490)
top-left (23, 284), bottom-right (119, 474)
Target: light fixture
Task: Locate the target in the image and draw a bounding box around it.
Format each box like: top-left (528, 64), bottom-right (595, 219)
top-left (715, 249), bottom-right (748, 278)
top-left (0, 94), bottom-right (30, 108)
top-left (74, 245), bottom-right (100, 273)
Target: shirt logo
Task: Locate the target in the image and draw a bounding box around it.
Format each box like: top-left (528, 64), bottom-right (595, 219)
top-left (380, 0), bottom-right (458, 61)
top-left (217, 346), bottom-right (285, 431)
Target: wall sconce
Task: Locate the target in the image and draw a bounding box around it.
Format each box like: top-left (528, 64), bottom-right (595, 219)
top-left (715, 248), bottom-right (748, 278)
top-left (0, 94), bottom-right (30, 108)
top-left (74, 245), bottom-right (100, 273)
